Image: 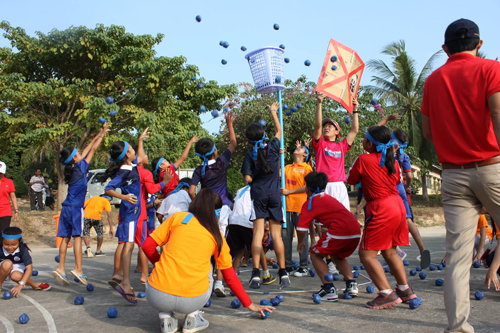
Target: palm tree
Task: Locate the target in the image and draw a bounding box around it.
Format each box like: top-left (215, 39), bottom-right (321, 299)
top-left (366, 40), bottom-right (442, 200)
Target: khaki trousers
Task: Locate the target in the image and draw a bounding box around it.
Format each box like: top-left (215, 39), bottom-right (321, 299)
top-left (442, 163), bottom-right (500, 333)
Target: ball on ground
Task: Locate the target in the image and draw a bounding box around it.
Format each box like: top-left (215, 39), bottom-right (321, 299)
top-left (416, 297), bottom-right (423, 305)
top-left (32, 270), bottom-right (38, 276)
top-left (410, 269), bottom-right (417, 276)
top-left (419, 272), bottom-right (427, 280)
top-left (360, 265), bottom-right (365, 270)
top-left (384, 266), bottom-right (390, 273)
top-left (435, 278), bottom-right (444, 286)
top-left (260, 299), bottom-right (271, 306)
top-left (437, 264), bottom-right (443, 270)
top-left (324, 273), bottom-right (334, 282)
top-left (403, 260), bottom-right (410, 266)
top-left (204, 299), bottom-right (211, 307)
top-left (54, 255), bottom-right (60, 263)
top-left (261, 310), bottom-right (270, 319)
top-left (429, 265), bottom-right (436, 271)
top-left (98, 117), bottom-right (106, 124)
top-left (74, 296), bottom-right (84, 305)
top-left (416, 266), bottom-right (422, 271)
top-left (231, 299), bottom-right (241, 309)
top-left (442, 261), bottom-right (447, 267)
top-left (475, 290), bottom-right (485, 300)
top-left (472, 261), bottom-right (481, 268)
top-left (105, 96), bottom-right (114, 104)
top-left (313, 294), bottom-right (321, 304)
top-left (272, 263), bottom-right (279, 269)
top-left (137, 292), bottom-right (146, 298)
top-left (230, 291), bottom-right (235, 296)
top-left (74, 277), bottom-right (80, 283)
top-left (273, 23), bottom-right (279, 30)
top-left (3, 291), bottom-right (12, 300)
top-left (309, 268), bottom-right (316, 277)
top-left (409, 298), bottom-right (420, 309)
top-left (353, 271), bottom-right (359, 278)
top-left (86, 283), bottom-right (94, 292)
top-left (353, 265), bottom-right (359, 270)
top-left (195, 15), bottom-right (202, 22)
top-left (19, 313), bottom-right (29, 324)
top-left (284, 58), bottom-right (290, 63)
top-left (344, 293), bottom-right (353, 299)
top-left (332, 274), bottom-right (339, 281)
top-left (270, 298), bottom-right (280, 306)
top-left (366, 286), bottom-right (374, 294)
top-left (107, 307), bottom-right (118, 318)
top-left (304, 60), bottom-right (311, 66)
top-left (248, 258), bottom-right (253, 264)
top-left (276, 295), bottom-right (285, 302)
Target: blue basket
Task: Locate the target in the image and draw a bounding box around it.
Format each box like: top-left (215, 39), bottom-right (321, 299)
top-left (245, 47), bottom-right (285, 94)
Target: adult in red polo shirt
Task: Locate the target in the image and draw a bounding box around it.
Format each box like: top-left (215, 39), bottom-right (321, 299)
top-left (0, 161), bottom-right (19, 233)
top-left (421, 19), bottom-right (500, 333)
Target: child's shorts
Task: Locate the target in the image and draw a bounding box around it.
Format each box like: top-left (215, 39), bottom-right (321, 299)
top-left (251, 193), bottom-right (283, 222)
top-left (116, 220), bottom-right (138, 243)
top-left (310, 233), bottom-right (360, 259)
top-left (83, 218), bottom-right (104, 238)
top-left (218, 205), bottom-right (231, 237)
top-left (226, 224), bottom-right (253, 257)
top-left (360, 195), bottom-right (409, 251)
top-left (397, 183), bottom-right (413, 219)
top-left (57, 205), bottom-right (84, 238)
top-left (1, 261), bottom-right (25, 281)
top-left (134, 219), bottom-right (148, 246)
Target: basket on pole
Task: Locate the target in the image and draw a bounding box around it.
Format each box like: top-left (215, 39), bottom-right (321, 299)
top-left (245, 46), bottom-right (287, 227)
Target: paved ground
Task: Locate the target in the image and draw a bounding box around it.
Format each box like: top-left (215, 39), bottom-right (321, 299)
top-left (1, 227), bottom-right (499, 333)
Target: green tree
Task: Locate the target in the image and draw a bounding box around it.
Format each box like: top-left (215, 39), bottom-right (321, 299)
top-left (366, 40), bottom-right (441, 200)
top-left (0, 22), bottom-right (236, 207)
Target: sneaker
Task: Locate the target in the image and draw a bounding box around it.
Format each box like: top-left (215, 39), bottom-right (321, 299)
top-left (33, 282), bottom-right (51, 291)
top-left (160, 312), bottom-right (178, 333)
top-left (95, 251), bottom-right (106, 257)
top-left (293, 267), bottom-right (309, 277)
top-left (280, 274), bottom-right (291, 288)
top-left (249, 270), bottom-right (261, 289)
top-left (285, 267), bottom-right (294, 275)
top-left (86, 247), bottom-right (94, 258)
top-left (346, 281), bottom-right (358, 297)
top-left (183, 310), bottom-right (209, 333)
top-left (262, 273), bottom-right (276, 285)
top-left (395, 286), bottom-right (416, 303)
top-left (240, 261), bottom-right (248, 267)
top-left (214, 284), bottom-right (226, 297)
top-left (366, 291), bottom-right (402, 309)
top-left (398, 250), bottom-right (407, 261)
top-left (327, 262), bottom-right (339, 275)
top-left (314, 285), bottom-right (338, 302)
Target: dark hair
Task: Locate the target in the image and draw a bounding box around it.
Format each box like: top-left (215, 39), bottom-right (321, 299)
top-left (245, 123), bottom-right (272, 174)
top-left (304, 172), bottom-right (328, 192)
top-left (195, 138), bottom-right (215, 158)
top-left (59, 147), bottom-right (76, 184)
top-left (1, 227), bottom-right (30, 251)
top-left (179, 177), bottom-right (192, 189)
top-left (188, 188), bottom-right (223, 255)
top-left (151, 157), bottom-right (162, 182)
top-left (367, 126), bottom-right (396, 175)
top-left (446, 35), bottom-right (480, 55)
top-left (103, 141), bottom-right (127, 182)
top-left (392, 128), bottom-right (409, 166)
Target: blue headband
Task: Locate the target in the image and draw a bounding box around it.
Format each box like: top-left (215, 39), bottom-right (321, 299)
top-left (250, 132), bottom-right (267, 161)
top-left (215, 208), bottom-right (221, 219)
top-left (391, 132), bottom-right (408, 155)
top-left (100, 195), bottom-right (112, 200)
top-left (154, 158), bottom-right (165, 176)
top-left (109, 142), bottom-right (129, 162)
top-left (61, 148), bottom-right (77, 166)
top-left (365, 131), bottom-right (396, 167)
top-left (167, 182), bottom-right (191, 197)
top-left (195, 145), bottom-right (216, 176)
top-left (2, 232), bottom-right (22, 240)
top-left (302, 146), bottom-right (310, 162)
top-left (307, 185), bottom-right (324, 210)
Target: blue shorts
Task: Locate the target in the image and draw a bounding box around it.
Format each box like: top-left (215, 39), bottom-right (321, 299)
top-left (251, 193), bottom-right (283, 222)
top-left (58, 206), bottom-right (84, 238)
top-left (116, 220), bottom-right (138, 243)
top-left (396, 183), bottom-right (413, 219)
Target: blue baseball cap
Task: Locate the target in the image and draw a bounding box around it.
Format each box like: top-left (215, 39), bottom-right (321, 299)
top-left (445, 19), bottom-right (480, 44)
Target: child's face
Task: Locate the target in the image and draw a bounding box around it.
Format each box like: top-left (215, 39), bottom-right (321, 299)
top-left (127, 145), bottom-right (136, 162)
top-left (293, 147), bottom-right (307, 161)
top-left (160, 159), bottom-right (170, 170)
top-left (73, 151), bottom-right (83, 163)
top-left (2, 239), bottom-right (19, 253)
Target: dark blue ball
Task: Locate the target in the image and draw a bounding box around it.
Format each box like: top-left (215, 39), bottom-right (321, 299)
top-left (204, 299), bottom-right (211, 307)
top-left (3, 291), bottom-right (12, 299)
top-left (275, 75), bottom-right (281, 83)
top-left (273, 23), bottom-right (279, 30)
top-left (324, 273), bottom-right (334, 282)
top-left (353, 265), bottom-right (359, 270)
top-left (353, 271), bottom-right (359, 278)
top-left (409, 299), bottom-right (420, 309)
top-left (195, 15), bottom-right (202, 22)
top-left (109, 110), bottom-right (118, 117)
top-left (276, 295), bottom-right (285, 302)
top-left (283, 104), bottom-right (288, 110)
top-left (309, 268), bottom-right (316, 277)
top-left (258, 120), bottom-right (266, 127)
top-left (279, 44), bottom-right (285, 50)
top-left (86, 283), bottom-right (94, 292)
top-left (416, 266), bottom-right (422, 271)
top-left (54, 255), bottom-right (60, 263)
top-left (260, 299), bottom-right (271, 306)
top-left (313, 294), bottom-right (321, 304)
top-left (291, 106), bottom-right (298, 112)
top-left (410, 269), bottom-right (417, 276)
top-left (286, 111), bottom-right (291, 116)
top-left (292, 264), bottom-right (299, 270)
top-left (200, 105), bottom-right (206, 112)
top-left (19, 313), bottom-right (29, 324)
top-left (219, 41), bottom-right (224, 46)
top-left (416, 297), bottom-right (423, 305)
top-left (384, 266), bottom-right (390, 273)
top-left (248, 258), bottom-right (253, 264)
top-left (475, 290), bottom-right (485, 300)
top-left (74, 277), bottom-right (80, 283)
top-left (272, 263), bottom-right (279, 269)
top-left (331, 65), bottom-right (338, 70)
top-left (437, 264), bottom-right (443, 270)
top-left (297, 103), bottom-right (303, 109)
top-left (435, 278), bottom-right (444, 286)
top-left (330, 55), bottom-right (338, 62)
top-left (221, 59), bottom-right (227, 65)
top-left (137, 292), bottom-right (146, 298)
top-left (191, 76), bottom-right (197, 81)
top-left (105, 96), bottom-right (114, 104)
top-left (98, 117), bottom-right (106, 124)
top-left (332, 274), bottom-right (339, 281)
top-left (370, 99), bottom-right (377, 106)
top-left (429, 265), bottom-right (436, 271)
top-left (222, 41), bottom-right (229, 48)
top-left (261, 310), bottom-right (270, 319)
top-left (304, 60), bottom-right (311, 66)
top-left (270, 298), bottom-right (280, 306)
top-left (241, 46), bottom-right (247, 51)
top-left (344, 293), bottom-right (353, 299)
top-left (442, 261), bottom-right (446, 267)
top-left (211, 110), bottom-right (218, 118)
top-left (284, 58), bottom-right (290, 63)
top-left (419, 272), bottom-right (427, 280)
top-left (360, 265), bottom-right (365, 270)
top-left (344, 117), bottom-right (351, 124)
top-left (473, 261), bottom-right (481, 268)
top-left (231, 299), bottom-right (241, 309)
top-left (74, 296), bottom-right (84, 305)
top-left (403, 260), bottom-right (410, 266)
top-left (237, 270), bottom-right (240, 275)
top-left (366, 286), bottom-right (374, 294)
top-left (32, 270), bottom-right (38, 276)
top-left (230, 291), bottom-right (235, 296)
top-left (197, 83), bottom-right (205, 89)
top-left (107, 307), bottom-right (118, 318)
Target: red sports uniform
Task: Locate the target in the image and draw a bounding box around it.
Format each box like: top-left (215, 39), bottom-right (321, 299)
top-left (297, 193), bottom-right (361, 258)
top-left (347, 153), bottom-right (409, 251)
top-left (159, 164), bottom-right (179, 196)
top-left (136, 166), bottom-right (164, 246)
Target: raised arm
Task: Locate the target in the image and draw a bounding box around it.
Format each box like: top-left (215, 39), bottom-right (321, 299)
top-left (225, 111), bottom-right (237, 153)
top-left (377, 114), bottom-right (401, 127)
top-left (345, 97), bottom-right (359, 146)
top-left (488, 92), bottom-right (500, 148)
top-left (137, 127), bottom-right (150, 165)
top-left (173, 135), bottom-right (199, 170)
top-left (85, 122), bottom-right (110, 164)
top-left (268, 102), bottom-right (281, 140)
top-left (313, 93), bottom-right (325, 140)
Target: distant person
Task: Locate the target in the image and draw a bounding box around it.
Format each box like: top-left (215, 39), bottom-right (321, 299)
top-left (157, 178), bottom-right (192, 223)
top-left (29, 168), bottom-right (44, 211)
top-left (43, 176), bottom-right (55, 211)
top-left (421, 18), bottom-right (500, 332)
top-left (83, 194), bottom-right (114, 258)
top-left (0, 161), bottom-right (19, 233)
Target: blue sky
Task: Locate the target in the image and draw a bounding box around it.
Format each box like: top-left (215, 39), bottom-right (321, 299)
top-left (2, 0), bottom-right (499, 134)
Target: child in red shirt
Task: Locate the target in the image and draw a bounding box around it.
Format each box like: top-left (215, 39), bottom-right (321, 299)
top-left (347, 126), bottom-right (416, 309)
top-left (296, 172), bottom-right (361, 302)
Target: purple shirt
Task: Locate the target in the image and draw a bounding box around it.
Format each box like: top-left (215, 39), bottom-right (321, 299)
top-left (191, 149), bottom-right (232, 205)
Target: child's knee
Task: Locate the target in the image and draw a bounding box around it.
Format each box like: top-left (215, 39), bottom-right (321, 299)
top-left (0, 260), bottom-right (13, 272)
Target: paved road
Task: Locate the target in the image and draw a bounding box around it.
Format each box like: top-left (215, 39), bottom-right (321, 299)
top-left (1, 228), bottom-right (499, 333)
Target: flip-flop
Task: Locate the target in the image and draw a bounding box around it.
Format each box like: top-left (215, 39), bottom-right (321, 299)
top-left (52, 271), bottom-right (70, 286)
top-left (71, 271), bottom-right (88, 286)
top-left (108, 278), bottom-right (122, 289)
top-left (114, 284), bottom-right (138, 304)
top-left (420, 250), bottom-right (431, 269)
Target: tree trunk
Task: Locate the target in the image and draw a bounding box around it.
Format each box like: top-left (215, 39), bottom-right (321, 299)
top-left (421, 173), bottom-right (429, 201)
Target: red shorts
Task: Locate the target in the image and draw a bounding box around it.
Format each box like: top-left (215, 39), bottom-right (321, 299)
top-left (310, 233), bottom-right (360, 259)
top-left (360, 195), bottom-right (409, 251)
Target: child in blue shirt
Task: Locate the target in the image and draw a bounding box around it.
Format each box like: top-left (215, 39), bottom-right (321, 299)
top-left (52, 123), bottom-right (109, 287)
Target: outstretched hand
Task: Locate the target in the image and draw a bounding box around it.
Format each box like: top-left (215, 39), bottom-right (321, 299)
top-left (295, 140), bottom-right (302, 149)
top-left (162, 168), bottom-right (173, 185)
top-left (139, 127), bottom-right (150, 141)
top-left (303, 138), bottom-right (312, 148)
top-left (316, 92), bottom-right (325, 103)
top-left (248, 303), bottom-right (275, 317)
top-left (385, 114), bottom-right (401, 122)
top-left (268, 102), bottom-right (280, 113)
top-left (190, 135), bottom-right (200, 144)
top-left (224, 110), bottom-right (235, 124)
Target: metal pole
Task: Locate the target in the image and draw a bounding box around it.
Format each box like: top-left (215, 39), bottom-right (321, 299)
top-left (277, 90), bottom-right (287, 228)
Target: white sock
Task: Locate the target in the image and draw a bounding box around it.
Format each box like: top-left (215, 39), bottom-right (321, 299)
top-left (159, 311), bottom-right (174, 319)
top-left (379, 289), bottom-right (392, 296)
top-left (215, 280), bottom-right (223, 287)
top-left (263, 270), bottom-right (270, 277)
top-left (397, 284), bottom-right (409, 291)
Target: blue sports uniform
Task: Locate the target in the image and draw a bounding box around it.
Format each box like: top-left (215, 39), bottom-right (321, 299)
top-left (191, 149), bottom-right (232, 205)
top-left (105, 163), bottom-right (142, 242)
top-left (58, 159), bottom-right (89, 238)
top-left (146, 194), bottom-right (157, 229)
top-left (241, 137), bottom-right (282, 221)
top-left (396, 152), bottom-right (413, 219)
